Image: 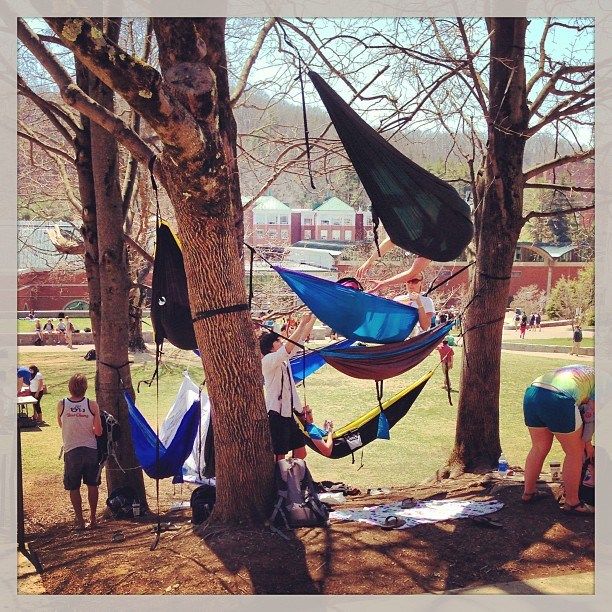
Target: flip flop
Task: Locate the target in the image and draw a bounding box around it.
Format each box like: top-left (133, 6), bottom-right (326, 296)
top-left (381, 515), bottom-right (406, 530)
top-left (112, 530), bottom-right (125, 542)
top-left (471, 516), bottom-right (503, 529)
top-left (561, 502), bottom-right (594, 516)
top-left (521, 490), bottom-right (548, 504)
top-left (401, 498), bottom-right (418, 509)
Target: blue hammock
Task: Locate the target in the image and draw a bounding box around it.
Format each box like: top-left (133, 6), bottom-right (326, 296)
top-left (125, 390), bottom-right (201, 482)
top-left (274, 266), bottom-right (419, 343)
top-left (290, 338), bottom-right (354, 383)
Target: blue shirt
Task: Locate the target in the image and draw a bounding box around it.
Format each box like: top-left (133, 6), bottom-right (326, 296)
top-left (305, 423), bottom-right (327, 440)
top-left (17, 366), bottom-right (31, 385)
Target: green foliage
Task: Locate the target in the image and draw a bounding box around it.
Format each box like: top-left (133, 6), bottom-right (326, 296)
top-left (545, 262), bottom-right (594, 324)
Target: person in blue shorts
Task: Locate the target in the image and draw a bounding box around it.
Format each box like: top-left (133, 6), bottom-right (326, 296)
top-left (301, 406), bottom-right (334, 457)
top-left (522, 364), bottom-right (594, 515)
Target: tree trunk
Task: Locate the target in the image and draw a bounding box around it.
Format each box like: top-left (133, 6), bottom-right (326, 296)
top-left (153, 18), bottom-right (275, 523)
top-left (128, 285), bottom-right (148, 352)
top-left (448, 18), bottom-right (529, 475)
top-left (74, 61), bottom-right (101, 350)
top-left (88, 19), bottom-right (146, 502)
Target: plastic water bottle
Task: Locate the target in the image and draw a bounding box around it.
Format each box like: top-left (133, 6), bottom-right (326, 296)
top-left (498, 452), bottom-right (509, 478)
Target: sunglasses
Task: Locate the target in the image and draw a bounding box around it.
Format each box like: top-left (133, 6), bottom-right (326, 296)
top-left (407, 278), bottom-right (423, 284)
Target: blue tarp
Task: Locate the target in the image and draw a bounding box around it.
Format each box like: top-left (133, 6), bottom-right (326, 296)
top-left (274, 266), bottom-right (419, 343)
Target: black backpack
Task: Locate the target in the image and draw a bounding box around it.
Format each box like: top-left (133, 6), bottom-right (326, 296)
top-left (190, 484), bottom-right (217, 524)
top-left (106, 485), bottom-right (143, 518)
top-left (269, 458), bottom-right (329, 529)
top-left (573, 329), bottom-right (583, 343)
top-left (96, 410), bottom-right (121, 465)
top-left (579, 458), bottom-right (594, 506)
top-left (84, 348), bottom-right (97, 361)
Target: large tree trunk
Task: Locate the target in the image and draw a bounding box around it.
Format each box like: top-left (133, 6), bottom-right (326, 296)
top-left (447, 18), bottom-right (529, 475)
top-left (88, 19), bottom-right (146, 503)
top-left (74, 61), bottom-right (101, 349)
top-left (153, 19), bottom-right (275, 523)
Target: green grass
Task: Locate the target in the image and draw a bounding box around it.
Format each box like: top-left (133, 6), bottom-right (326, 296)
top-left (514, 337), bottom-right (594, 348)
top-left (18, 318), bottom-right (153, 333)
top-left (18, 344), bottom-right (576, 491)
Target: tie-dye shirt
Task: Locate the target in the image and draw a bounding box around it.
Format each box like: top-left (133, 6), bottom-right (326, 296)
top-left (532, 364), bottom-right (595, 405)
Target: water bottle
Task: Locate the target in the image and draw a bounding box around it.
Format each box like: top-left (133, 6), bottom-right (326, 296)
top-left (498, 452), bottom-right (509, 478)
top-left (132, 499), bottom-right (141, 517)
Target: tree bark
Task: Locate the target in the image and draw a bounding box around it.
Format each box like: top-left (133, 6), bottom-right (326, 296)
top-left (74, 61), bottom-right (101, 349)
top-left (152, 19), bottom-right (275, 523)
top-left (87, 20), bottom-right (146, 503)
top-left (448, 18), bottom-right (529, 475)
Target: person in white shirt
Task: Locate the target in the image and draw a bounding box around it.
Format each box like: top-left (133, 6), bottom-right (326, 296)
top-left (260, 313), bottom-right (317, 461)
top-left (392, 275), bottom-right (435, 335)
top-left (57, 373), bottom-right (103, 530)
top-left (28, 364), bottom-right (45, 424)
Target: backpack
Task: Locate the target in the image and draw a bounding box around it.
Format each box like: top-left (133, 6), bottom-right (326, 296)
top-left (573, 329), bottom-right (583, 343)
top-left (96, 410), bottom-right (121, 465)
top-left (84, 348), bottom-right (97, 361)
top-left (269, 458), bottom-right (329, 529)
top-left (190, 483), bottom-right (217, 524)
top-left (106, 485), bottom-right (142, 518)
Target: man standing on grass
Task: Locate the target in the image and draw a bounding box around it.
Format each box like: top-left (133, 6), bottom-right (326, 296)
top-left (57, 373), bottom-right (103, 530)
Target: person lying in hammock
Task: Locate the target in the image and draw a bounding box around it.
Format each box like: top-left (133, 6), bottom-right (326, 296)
top-left (355, 236), bottom-right (432, 290)
top-left (300, 406), bottom-right (334, 458)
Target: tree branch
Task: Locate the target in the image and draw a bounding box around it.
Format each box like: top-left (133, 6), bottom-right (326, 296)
top-left (230, 17), bottom-right (276, 105)
top-left (523, 148), bottom-right (594, 182)
top-left (19, 18), bottom-right (154, 167)
top-left (523, 202), bottom-right (594, 223)
top-left (523, 182), bottom-right (594, 193)
top-left (44, 17), bottom-right (204, 163)
top-left (17, 128), bottom-right (74, 163)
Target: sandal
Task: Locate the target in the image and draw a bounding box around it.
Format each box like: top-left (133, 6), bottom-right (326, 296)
top-left (111, 530), bottom-right (125, 542)
top-left (561, 502), bottom-right (594, 516)
top-left (471, 516), bottom-right (503, 529)
top-left (521, 490), bottom-right (548, 504)
top-left (381, 515), bottom-right (406, 530)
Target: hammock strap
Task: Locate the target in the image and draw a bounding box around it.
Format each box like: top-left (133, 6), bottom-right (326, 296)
top-left (248, 246), bottom-right (255, 310)
top-left (192, 303), bottom-right (249, 322)
top-left (150, 340), bottom-right (162, 551)
top-left (276, 20), bottom-right (315, 189)
top-left (425, 261), bottom-right (475, 296)
top-left (297, 60), bottom-right (316, 190)
top-left (375, 380), bottom-right (384, 411)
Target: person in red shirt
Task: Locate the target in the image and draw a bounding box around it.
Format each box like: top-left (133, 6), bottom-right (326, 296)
top-left (436, 339), bottom-right (455, 391)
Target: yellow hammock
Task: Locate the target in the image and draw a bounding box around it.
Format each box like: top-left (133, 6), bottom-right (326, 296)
top-left (297, 370), bottom-right (434, 459)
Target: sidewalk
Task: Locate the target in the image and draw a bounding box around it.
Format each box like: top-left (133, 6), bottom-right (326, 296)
top-left (443, 571), bottom-right (594, 595)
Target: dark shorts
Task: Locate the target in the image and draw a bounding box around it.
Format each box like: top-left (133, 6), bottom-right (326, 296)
top-left (63, 447), bottom-right (101, 490)
top-left (268, 411), bottom-right (305, 456)
top-left (523, 385), bottom-right (581, 434)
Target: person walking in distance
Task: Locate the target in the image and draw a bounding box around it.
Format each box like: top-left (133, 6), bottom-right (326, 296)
top-left (570, 323), bottom-right (583, 355)
top-left (57, 373), bottom-right (103, 530)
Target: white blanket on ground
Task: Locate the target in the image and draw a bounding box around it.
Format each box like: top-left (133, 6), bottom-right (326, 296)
top-left (330, 498), bottom-right (504, 529)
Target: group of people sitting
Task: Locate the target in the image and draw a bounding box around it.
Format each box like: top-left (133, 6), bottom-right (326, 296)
top-left (33, 316), bottom-right (76, 347)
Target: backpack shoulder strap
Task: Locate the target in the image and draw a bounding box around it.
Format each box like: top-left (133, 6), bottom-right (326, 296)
top-left (59, 398), bottom-right (65, 418)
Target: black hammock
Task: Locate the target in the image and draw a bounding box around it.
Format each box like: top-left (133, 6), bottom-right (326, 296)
top-left (297, 370), bottom-right (433, 459)
top-left (308, 70), bottom-right (474, 262)
top-left (151, 222), bottom-right (197, 351)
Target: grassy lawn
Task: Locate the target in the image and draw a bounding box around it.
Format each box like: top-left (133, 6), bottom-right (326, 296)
top-left (18, 318), bottom-right (153, 333)
top-left (18, 345), bottom-right (573, 490)
top-left (515, 337), bottom-right (594, 348)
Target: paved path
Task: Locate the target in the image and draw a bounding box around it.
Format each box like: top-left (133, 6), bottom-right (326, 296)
top-left (443, 571), bottom-right (594, 595)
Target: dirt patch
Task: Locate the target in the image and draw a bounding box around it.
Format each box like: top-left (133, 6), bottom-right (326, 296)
top-left (18, 473), bottom-right (593, 595)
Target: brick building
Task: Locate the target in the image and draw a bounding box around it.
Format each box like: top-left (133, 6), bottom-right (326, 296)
top-left (243, 194), bottom-right (374, 247)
